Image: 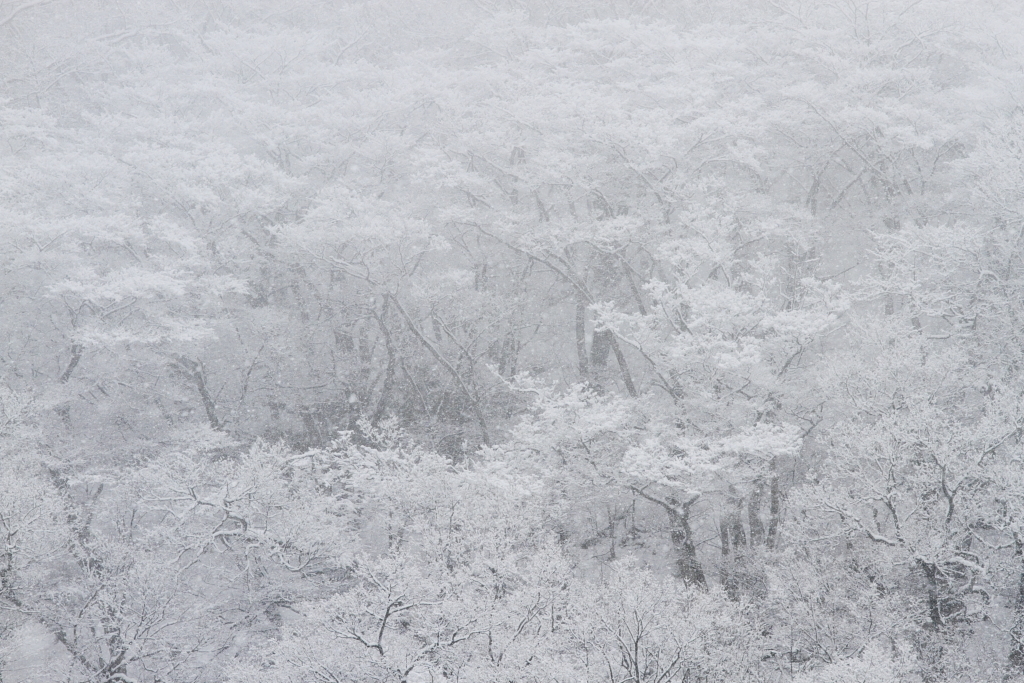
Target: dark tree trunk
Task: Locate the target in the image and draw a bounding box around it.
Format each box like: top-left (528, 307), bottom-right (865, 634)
top-left (98, 612), bottom-right (128, 683)
top-left (608, 333), bottom-right (637, 397)
top-left (918, 559), bottom-right (943, 628)
top-left (575, 293), bottom-right (590, 382)
top-left (718, 518), bottom-right (739, 601)
top-left (1010, 538), bottom-right (1024, 670)
top-left (591, 328), bottom-right (611, 367)
top-left (749, 480), bottom-right (766, 546)
top-left (632, 487), bottom-right (706, 587)
top-left (56, 343), bottom-right (84, 427)
top-left (767, 474), bottom-right (783, 549)
top-left (719, 495), bottom-right (746, 601)
top-left (498, 330), bottom-right (519, 377)
top-left (172, 355), bottom-right (221, 430)
top-left (59, 343), bottom-right (83, 383)
top-left (371, 298), bottom-right (396, 427)
top-left (668, 501), bottom-right (706, 588)
top-left (730, 501), bottom-right (747, 551)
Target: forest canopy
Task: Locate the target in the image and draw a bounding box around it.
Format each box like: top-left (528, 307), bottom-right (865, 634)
top-left (3, 0), bottom-right (1024, 681)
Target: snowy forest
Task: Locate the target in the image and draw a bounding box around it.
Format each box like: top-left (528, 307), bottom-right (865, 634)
top-left (4, 0), bottom-right (1024, 680)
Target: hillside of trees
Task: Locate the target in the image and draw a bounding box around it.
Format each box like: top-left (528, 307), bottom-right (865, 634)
top-left (3, 0), bottom-right (1024, 680)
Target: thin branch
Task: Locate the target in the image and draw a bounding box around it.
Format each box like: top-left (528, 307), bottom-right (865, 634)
top-left (0, 0), bottom-right (51, 28)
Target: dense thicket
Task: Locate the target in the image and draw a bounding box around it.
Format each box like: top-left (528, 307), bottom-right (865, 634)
top-left (3, 0), bottom-right (1024, 681)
